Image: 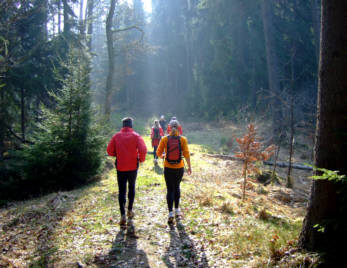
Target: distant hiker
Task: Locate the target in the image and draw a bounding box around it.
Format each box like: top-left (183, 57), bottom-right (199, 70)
top-left (151, 120), bottom-right (164, 164)
top-left (159, 115), bottom-right (167, 133)
top-left (107, 117), bottom-right (147, 227)
top-left (157, 120), bottom-right (192, 225)
top-left (166, 117), bottom-right (183, 135)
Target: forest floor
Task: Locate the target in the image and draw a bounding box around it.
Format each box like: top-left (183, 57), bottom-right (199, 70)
top-left (0, 125), bottom-right (320, 268)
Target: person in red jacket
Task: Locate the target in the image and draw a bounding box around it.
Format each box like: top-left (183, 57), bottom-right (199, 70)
top-left (151, 120), bottom-right (164, 164)
top-left (166, 117), bottom-right (183, 135)
top-left (107, 117), bottom-right (147, 227)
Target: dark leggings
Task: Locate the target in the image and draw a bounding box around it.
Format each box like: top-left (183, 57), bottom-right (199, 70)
top-left (117, 170), bottom-right (137, 215)
top-left (153, 146), bottom-right (158, 159)
top-left (164, 167), bottom-right (184, 212)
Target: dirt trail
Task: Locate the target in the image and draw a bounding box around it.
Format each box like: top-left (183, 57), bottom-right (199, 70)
top-left (94, 169), bottom-right (209, 268)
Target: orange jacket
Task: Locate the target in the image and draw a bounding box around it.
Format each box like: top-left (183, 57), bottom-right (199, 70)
top-left (156, 132), bottom-right (190, 169)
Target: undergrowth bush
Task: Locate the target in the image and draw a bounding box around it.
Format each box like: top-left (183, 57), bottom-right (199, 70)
top-left (0, 152), bottom-right (25, 204)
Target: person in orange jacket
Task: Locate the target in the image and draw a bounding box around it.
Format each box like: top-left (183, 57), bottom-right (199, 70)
top-left (151, 120), bottom-right (164, 164)
top-left (107, 117), bottom-right (147, 227)
top-left (166, 117), bottom-right (183, 135)
top-left (157, 120), bottom-right (191, 225)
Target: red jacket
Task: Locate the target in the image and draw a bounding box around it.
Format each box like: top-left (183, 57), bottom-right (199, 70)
top-left (167, 124), bottom-right (183, 135)
top-left (107, 127), bottom-right (147, 171)
top-left (151, 127), bottom-right (164, 147)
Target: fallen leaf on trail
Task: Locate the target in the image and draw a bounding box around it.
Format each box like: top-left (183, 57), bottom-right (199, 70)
top-left (232, 253), bottom-right (241, 259)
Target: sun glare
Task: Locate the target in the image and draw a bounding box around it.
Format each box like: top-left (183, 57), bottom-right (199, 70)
top-left (142, 0), bottom-right (152, 13)
top-left (122, 0), bottom-right (152, 13)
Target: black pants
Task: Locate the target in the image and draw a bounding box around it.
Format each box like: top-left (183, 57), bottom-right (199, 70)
top-left (153, 146), bottom-right (158, 159)
top-left (116, 170), bottom-right (137, 215)
top-left (164, 167), bottom-right (184, 212)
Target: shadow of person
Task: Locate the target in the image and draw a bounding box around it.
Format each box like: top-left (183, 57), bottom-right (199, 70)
top-left (163, 218), bottom-right (209, 268)
top-left (96, 220), bottom-right (150, 267)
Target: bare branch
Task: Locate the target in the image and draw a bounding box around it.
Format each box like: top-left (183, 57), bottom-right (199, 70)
top-left (112, 25), bottom-right (144, 45)
top-left (6, 126), bottom-right (33, 144)
top-left (112, 25), bottom-right (143, 34)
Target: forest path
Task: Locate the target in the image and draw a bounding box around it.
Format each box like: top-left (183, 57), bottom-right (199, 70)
top-left (91, 162), bottom-right (209, 268)
top-left (0, 142), bottom-right (308, 267)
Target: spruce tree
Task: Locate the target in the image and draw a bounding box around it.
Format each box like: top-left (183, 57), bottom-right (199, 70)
top-left (23, 48), bottom-right (103, 194)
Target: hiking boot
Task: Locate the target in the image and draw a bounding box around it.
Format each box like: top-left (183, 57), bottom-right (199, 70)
top-left (175, 214), bottom-right (182, 221)
top-left (168, 216), bottom-right (174, 225)
top-left (119, 215), bottom-right (126, 227)
top-left (127, 210), bottom-right (134, 219)
top-left (175, 208), bottom-right (182, 219)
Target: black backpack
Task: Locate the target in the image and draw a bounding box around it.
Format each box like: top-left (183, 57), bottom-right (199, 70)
top-left (166, 136), bottom-right (182, 164)
top-left (153, 127), bottom-right (160, 139)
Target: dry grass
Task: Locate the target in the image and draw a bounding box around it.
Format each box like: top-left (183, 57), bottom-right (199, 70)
top-left (180, 143), bottom-right (311, 267)
top-left (219, 201), bottom-right (234, 215)
top-left (197, 192), bottom-right (215, 207)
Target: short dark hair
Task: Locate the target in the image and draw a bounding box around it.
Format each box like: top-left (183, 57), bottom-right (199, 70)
top-left (122, 117), bottom-right (133, 128)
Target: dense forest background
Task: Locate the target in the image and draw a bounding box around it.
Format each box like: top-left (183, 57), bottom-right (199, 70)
top-left (93, 0), bottom-right (320, 124)
top-left (1, 0), bottom-right (347, 266)
top-left (0, 0), bottom-right (320, 198)
top-left (0, 0), bottom-right (320, 200)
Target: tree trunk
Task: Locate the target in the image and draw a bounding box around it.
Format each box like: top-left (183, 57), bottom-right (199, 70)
top-left (125, 52), bottom-right (131, 109)
top-left (86, 0), bottom-right (94, 50)
top-left (52, 5), bottom-right (56, 35)
top-left (68, 87), bottom-right (72, 140)
top-left (299, 0), bottom-right (347, 263)
top-left (287, 108), bottom-right (294, 187)
top-left (261, 0), bottom-right (283, 141)
top-left (271, 145), bottom-right (280, 183)
top-left (58, 0), bottom-right (61, 33)
top-left (0, 87), bottom-right (5, 160)
top-left (184, 0), bottom-right (193, 95)
top-left (205, 153), bottom-right (312, 171)
top-left (41, 0), bottom-right (48, 40)
top-left (20, 88), bottom-right (25, 142)
top-left (243, 162), bottom-right (247, 200)
top-left (79, 0), bottom-right (84, 21)
top-left (79, 0), bottom-right (85, 36)
top-left (287, 46), bottom-right (296, 188)
top-left (104, 0), bottom-right (117, 118)
top-left (62, 0), bottom-right (70, 34)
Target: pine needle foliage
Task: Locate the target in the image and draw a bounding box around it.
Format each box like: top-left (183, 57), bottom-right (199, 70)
top-left (23, 48), bottom-right (104, 194)
top-left (235, 124), bottom-right (276, 200)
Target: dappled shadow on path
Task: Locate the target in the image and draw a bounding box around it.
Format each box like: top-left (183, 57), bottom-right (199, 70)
top-left (95, 220), bottom-right (150, 267)
top-left (163, 219), bottom-right (209, 268)
top-left (0, 191), bottom-right (82, 267)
